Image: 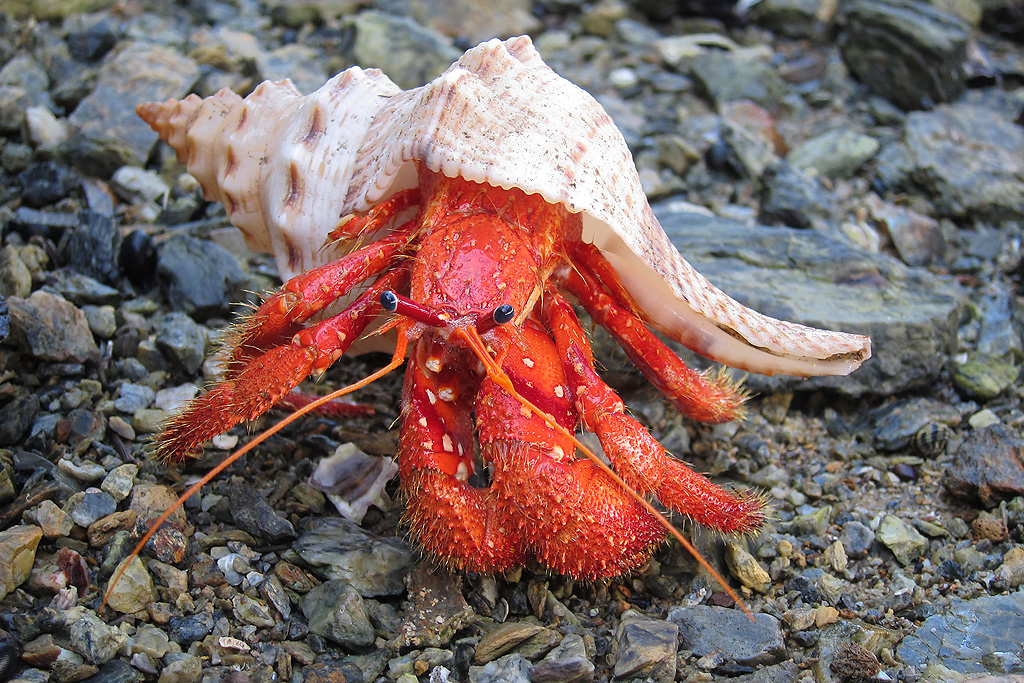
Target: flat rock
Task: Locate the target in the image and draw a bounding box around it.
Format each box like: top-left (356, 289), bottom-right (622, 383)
top-left (897, 590), bottom-right (1024, 674)
top-left (288, 517), bottom-right (413, 597)
top-left (66, 42), bottom-right (199, 177)
top-left (396, 564), bottom-right (475, 649)
top-left (654, 207), bottom-right (964, 396)
top-left (668, 605), bottom-right (787, 666)
top-left (875, 102), bottom-right (1024, 221)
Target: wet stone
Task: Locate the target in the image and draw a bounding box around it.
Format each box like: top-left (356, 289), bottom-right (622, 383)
top-left (302, 579), bottom-right (375, 648)
top-left (6, 291), bottom-right (99, 362)
top-left (669, 605), bottom-right (787, 666)
top-left (301, 661), bottom-right (366, 683)
top-left (613, 612), bottom-right (678, 682)
top-left (114, 383), bottom-right (155, 413)
top-left (877, 515), bottom-right (929, 565)
top-left (944, 425), bottom-right (1024, 506)
top-left (758, 161), bottom-right (834, 231)
top-left (104, 556), bottom-right (156, 615)
top-left (726, 541), bottom-right (772, 593)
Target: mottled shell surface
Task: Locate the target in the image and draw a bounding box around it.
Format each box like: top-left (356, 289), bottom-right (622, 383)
top-left (138, 35), bottom-right (870, 378)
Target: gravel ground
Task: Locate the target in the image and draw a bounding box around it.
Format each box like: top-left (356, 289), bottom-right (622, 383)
top-left (0, 1), bottom-right (1023, 683)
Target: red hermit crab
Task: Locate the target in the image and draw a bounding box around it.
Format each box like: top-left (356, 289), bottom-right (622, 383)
top-left (134, 36), bottom-right (870, 581)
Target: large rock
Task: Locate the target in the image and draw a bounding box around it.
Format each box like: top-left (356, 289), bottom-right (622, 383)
top-left (66, 42), bottom-right (200, 177)
top-left (650, 206), bottom-right (964, 397)
top-left (875, 102), bottom-right (1024, 221)
top-left (839, 0), bottom-right (969, 110)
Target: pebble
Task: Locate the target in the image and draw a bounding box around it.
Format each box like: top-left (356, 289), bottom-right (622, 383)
top-left (725, 541), bottom-right (772, 593)
top-left (669, 605), bottom-right (786, 666)
top-left (24, 500), bottom-right (74, 537)
top-left (474, 622), bottom-right (556, 664)
top-left (6, 291), bottom-right (99, 362)
top-left (100, 463), bottom-right (138, 502)
top-left (877, 515), bottom-right (929, 566)
top-left (64, 489), bottom-right (117, 527)
top-left (59, 607), bottom-right (128, 665)
top-left (397, 564), bottom-right (475, 649)
top-left (104, 556), bottom-right (157, 615)
top-left (839, 521), bottom-right (876, 558)
top-left (530, 634), bottom-right (594, 683)
top-left (156, 235), bottom-right (249, 319)
top-left (613, 611), bottom-right (678, 682)
top-left (66, 42), bottom-right (200, 176)
top-left (290, 517), bottom-right (412, 597)
top-left (468, 653), bottom-right (532, 683)
top-left (301, 579), bottom-right (375, 648)
top-left (787, 129), bottom-right (879, 181)
top-left (228, 479), bottom-right (296, 544)
top-left (153, 312), bottom-right (207, 375)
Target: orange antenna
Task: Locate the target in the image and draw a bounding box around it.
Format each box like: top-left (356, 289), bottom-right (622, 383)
top-left (101, 331), bottom-right (409, 612)
top-left (456, 324), bottom-right (755, 620)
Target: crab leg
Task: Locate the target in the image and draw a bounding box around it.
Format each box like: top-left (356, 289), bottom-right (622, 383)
top-left (226, 226), bottom-right (414, 371)
top-left (543, 289), bottom-right (766, 534)
top-left (156, 268), bottom-right (407, 461)
top-left (398, 334), bottom-right (526, 573)
top-left (476, 321), bottom-right (665, 579)
top-left (562, 245), bottom-right (745, 424)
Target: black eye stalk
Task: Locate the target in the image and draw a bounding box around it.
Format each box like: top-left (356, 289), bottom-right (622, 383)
top-left (379, 290), bottom-right (515, 332)
top-left (380, 290), bottom-right (399, 312)
top-left (492, 304), bottom-right (515, 325)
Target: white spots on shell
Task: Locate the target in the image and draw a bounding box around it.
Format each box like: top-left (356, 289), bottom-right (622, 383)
top-left (554, 385), bottom-right (564, 398)
top-left (438, 387), bottom-right (455, 402)
top-left (442, 434), bottom-right (454, 452)
top-left (522, 357), bottom-right (535, 368)
top-left (426, 389), bottom-right (437, 405)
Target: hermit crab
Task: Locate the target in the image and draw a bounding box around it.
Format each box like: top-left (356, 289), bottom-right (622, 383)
top-left (133, 36), bottom-right (870, 583)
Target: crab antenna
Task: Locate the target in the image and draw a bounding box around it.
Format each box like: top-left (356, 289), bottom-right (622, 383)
top-left (101, 330), bottom-right (410, 612)
top-left (455, 324), bottom-right (755, 621)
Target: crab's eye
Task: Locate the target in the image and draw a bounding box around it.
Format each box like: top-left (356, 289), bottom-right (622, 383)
top-left (380, 290), bottom-right (399, 312)
top-left (492, 304), bottom-right (515, 325)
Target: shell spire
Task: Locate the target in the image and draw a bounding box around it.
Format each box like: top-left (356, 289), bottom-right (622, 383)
top-left (138, 35), bottom-right (870, 378)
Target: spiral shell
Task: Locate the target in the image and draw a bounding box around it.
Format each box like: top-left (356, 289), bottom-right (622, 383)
top-left (138, 36), bottom-right (871, 378)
